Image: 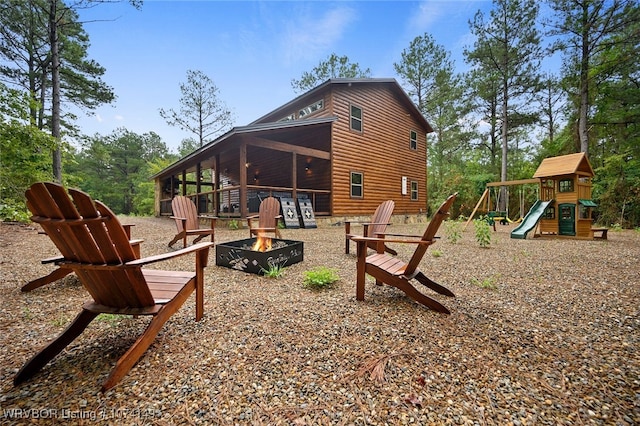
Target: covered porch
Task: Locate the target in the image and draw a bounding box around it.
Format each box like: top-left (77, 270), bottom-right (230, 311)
top-left (153, 117), bottom-right (336, 219)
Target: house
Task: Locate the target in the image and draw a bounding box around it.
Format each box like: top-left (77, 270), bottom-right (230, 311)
top-left (151, 78), bottom-right (433, 221)
top-left (533, 152), bottom-right (598, 238)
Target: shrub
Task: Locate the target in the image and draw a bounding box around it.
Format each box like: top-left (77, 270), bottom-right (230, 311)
top-left (473, 217), bottom-right (492, 248)
top-left (444, 220), bottom-right (462, 244)
top-left (303, 267), bottom-right (339, 290)
top-left (228, 219), bottom-right (239, 230)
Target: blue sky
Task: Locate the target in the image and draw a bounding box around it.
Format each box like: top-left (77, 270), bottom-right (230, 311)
top-left (75, 0), bottom-right (497, 152)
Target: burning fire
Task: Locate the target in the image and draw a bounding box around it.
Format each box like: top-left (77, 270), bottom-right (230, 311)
top-left (252, 234), bottom-right (272, 252)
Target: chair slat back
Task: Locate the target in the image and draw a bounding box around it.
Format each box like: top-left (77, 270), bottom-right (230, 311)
top-left (404, 193), bottom-right (457, 276)
top-left (171, 196), bottom-right (199, 232)
top-left (367, 200), bottom-right (395, 237)
top-left (25, 182), bottom-right (154, 308)
top-left (258, 197), bottom-right (281, 229)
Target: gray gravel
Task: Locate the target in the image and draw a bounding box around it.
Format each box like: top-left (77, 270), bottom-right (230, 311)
top-left (1, 217), bottom-right (638, 425)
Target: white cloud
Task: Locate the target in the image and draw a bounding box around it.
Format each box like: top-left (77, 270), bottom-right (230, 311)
top-left (95, 114), bottom-right (103, 123)
top-left (280, 5), bottom-right (358, 64)
top-left (114, 115), bottom-right (124, 121)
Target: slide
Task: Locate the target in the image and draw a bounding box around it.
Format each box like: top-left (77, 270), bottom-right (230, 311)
top-left (510, 200), bottom-right (553, 239)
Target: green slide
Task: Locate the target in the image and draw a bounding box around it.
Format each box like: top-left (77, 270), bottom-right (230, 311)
top-left (510, 200), bottom-right (553, 239)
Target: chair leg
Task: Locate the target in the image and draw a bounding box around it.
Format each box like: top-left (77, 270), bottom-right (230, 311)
top-left (168, 232), bottom-right (184, 248)
top-left (101, 282), bottom-right (198, 392)
top-left (355, 241), bottom-right (366, 300)
top-left (14, 309), bottom-right (99, 386)
top-left (414, 272), bottom-right (455, 297)
top-left (21, 267), bottom-right (72, 292)
top-left (345, 237), bottom-right (350, 254)
top-left (384, 245), bottom-right (398, 256)
top-left (392, 280), bottom-right (451, 314)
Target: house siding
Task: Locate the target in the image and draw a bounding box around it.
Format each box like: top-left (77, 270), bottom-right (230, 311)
top-left (329, 84), bottom-right (427, 216)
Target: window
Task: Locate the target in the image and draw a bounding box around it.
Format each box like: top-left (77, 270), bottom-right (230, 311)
top-left (279, 113), bottom-right (295, 122)
top-left (350, 105), bottom-right (362, 132)
top-left (299, 99), bottom-right (324, 118)
top-left (350, 171), bottom-right (363, 198)
top-left (579, 204), bottom-right (590, 219)
top-left (559, 179), bottom-right (574, 193)
top-left (410, 130), bottom-right (417, 150)
top-left (543, 206), bottom-right (555, 219)
top-left (410, 181), bottom-right (418, 200)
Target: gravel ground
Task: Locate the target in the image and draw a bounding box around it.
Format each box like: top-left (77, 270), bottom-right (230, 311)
top-left (1, 217), bottom-right (638, 425)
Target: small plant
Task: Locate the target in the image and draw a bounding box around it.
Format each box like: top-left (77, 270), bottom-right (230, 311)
top-left (260, 262), bottom-right (286, 278)
top-left (228, 219), bottom-right (239, 230)
top-left (444, 220), bottom-right (462, 244)
top-left (97, 313), bottom-right (123, 326)
top-left (473, 217), bottom-right (492, 248)
top-left (52, 316), bottom-right (67, 327)
top-left (431, 249), bottom-right (443, 257)
top-left (303, 266), bottom-right (339, 290)
top-left (471, 275), bottom-right (498, 290)
top-left (22, 307), bottom-right (33, 320)
top-left (635, 227), bottom-right (640, 234)
top-left (611, 223), bottom-right (623, 232)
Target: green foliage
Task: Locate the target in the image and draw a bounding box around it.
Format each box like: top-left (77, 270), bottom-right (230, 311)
top-left (610, 223), bottom-right (623, 232)
top-left (228, 219), bottom-right (240, 230)
top-left (444, 220), bottom-right (462, 244)
top-left (70, 128), bottom-right (170, 215)
top-left (473, 217), bottom-right (492, 248)
top-left (159, 70), bottom-right (234, 147)
top-left (431, 249), bottom-right (443, 258)
top-left (291, 53), bottom-right (371, 93)
top-left (471, 275), bottom-right (498, 290)
top-left (303, 267), bottom-right (339, 290)
top-left (260, 263), bottom-right (286, 278)
top-left (0, 199), bottom-right (31, 222)
top-left (97, 314), bottom-right (124, 327)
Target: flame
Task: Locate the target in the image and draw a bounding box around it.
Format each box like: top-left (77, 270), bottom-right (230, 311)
top-left (252, 234), bottom-right (272, 252)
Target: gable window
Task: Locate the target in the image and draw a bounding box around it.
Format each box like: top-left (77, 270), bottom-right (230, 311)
top-left (410, 130), bottom-right (418, 150)
top-left (350, 105), bottom-right (362, 132)
top-left (299, 99), bottom-right (324, 118)
top-left (559, 179), bottom-right (574, 193)
top-left (279, 113), bottom-right (295, 122)
top-left (350, 171), bottom-right (363, 198)
top-left (410, 181), bottom-right (418, 200)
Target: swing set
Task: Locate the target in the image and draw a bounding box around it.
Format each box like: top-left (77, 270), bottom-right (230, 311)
top-left (463, 179), bottom-right (539, 231)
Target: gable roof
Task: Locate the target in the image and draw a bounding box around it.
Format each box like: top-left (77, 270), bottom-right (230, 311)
top-left (532, 152), bottom-right (595, 178)
top-left (250, 78), bottom-right (433, 133)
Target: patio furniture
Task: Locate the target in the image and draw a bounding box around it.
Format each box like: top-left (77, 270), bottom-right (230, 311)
top-left (247, 196), bottom-right (283, 239)
top-left (352, 193), bottom-right (457, 314)
top-left (14, 182), bottom-right (212, 391)
top-left (169, 195), bottom-right (217, 248)
top-left (345, 200), bottom-right (396, 255)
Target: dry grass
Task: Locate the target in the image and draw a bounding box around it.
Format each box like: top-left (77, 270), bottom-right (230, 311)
top-left (1, 217), bottom-right (638, 425)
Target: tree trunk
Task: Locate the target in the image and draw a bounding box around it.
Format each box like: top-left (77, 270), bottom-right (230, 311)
top-left (49, 0), bottom-right (62, 183)
top-left (500, 82), bottom-right (508, 212)
top-left (578, 2), bottom-right (590, 155)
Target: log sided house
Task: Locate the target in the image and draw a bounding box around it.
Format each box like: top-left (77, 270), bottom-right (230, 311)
top-left (152, 78), bottom-right (433, 221)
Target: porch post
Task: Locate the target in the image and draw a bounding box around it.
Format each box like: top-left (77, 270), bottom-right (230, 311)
top-left (239, 142), bottom-right (248, 218)
top-left (214, 154), bottom-right (220, 215)
top-left (292, 152), bottom-right (297, 200)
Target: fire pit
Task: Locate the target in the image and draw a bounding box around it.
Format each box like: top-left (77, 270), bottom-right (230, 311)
top-left (216, 236), bottom-right (304, 274)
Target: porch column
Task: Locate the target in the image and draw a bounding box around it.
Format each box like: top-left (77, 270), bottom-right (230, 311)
top-left (239, 142), bottom-right (247, 218)
top-left (292, 152), bottom-right (297, 200)
top-left (214, 154), bottom-right (220, 215)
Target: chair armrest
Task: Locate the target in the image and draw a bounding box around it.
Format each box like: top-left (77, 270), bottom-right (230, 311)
top-left (126, 242), bottom-right (213, 267)
top-left (351, 236), bottom-right (434, 246)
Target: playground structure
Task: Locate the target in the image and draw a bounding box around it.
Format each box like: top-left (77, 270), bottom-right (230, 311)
top-left (465, 153), bottom-right (602, 240)
top-left (464, 178), bottom-right (539, 230)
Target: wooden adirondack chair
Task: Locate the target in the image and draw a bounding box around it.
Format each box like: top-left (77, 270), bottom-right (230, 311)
top-left (169, 195), bottom-right (217, 248)
top-left (14, 182), bottom-right (212, 391)
top-left (345, 200), bottom-right (397, 255)
top-left (353, 193), bottom-right (457, 314)
top-left (21, 224), bottom-right (142, 292)
top-left (247, 196), bottom-right (283, 239)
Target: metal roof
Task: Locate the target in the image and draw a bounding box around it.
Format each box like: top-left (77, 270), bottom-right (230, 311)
top-left (250, 78), bottom-right (433, 132)
top-left (151, 116), bottom-right (337, 179)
